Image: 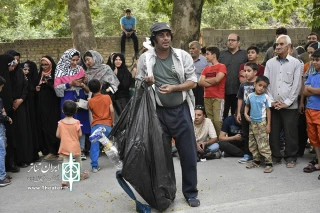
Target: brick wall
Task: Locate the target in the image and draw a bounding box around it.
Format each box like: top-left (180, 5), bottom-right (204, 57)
top-left (0, 27), bottom-right (311, 67)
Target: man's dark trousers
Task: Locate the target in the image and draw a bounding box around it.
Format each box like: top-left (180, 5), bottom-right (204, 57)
top-left (121, 31), bottom-right (139, 54)
top-left (156, 102), bottom-right (198, 199)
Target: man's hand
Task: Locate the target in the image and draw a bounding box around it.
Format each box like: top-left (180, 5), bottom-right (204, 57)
top-left (158, 84), bottom-right (176, 94)
top-left (144, 76), bottom-right (155, 87)
top-left (36, 86), bottom-right (40, 91)
top-left (298, 102), bottom-right (305, 114)
top-left (197, 142), bottom-right (205, 153)
top-left (2, 108), bottom-right (6, 116)
top-left (274, 101), bottom-right (288, 110)
top-left (233, 134), bottom-right (242, 141)
top-left (236, 114), bottom-right (241, 123)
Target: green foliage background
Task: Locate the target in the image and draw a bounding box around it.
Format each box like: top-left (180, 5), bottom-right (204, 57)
top-left (0, 0), bottom-right (316, 42)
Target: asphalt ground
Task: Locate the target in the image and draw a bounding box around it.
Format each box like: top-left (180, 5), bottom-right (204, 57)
top-left (1, 151), bottom-right (319, 213)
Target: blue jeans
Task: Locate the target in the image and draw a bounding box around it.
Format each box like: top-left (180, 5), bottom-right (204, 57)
top-left (0, 123), bottom-right (6, 180)
top-left (90, 124), bottom-right (112, 168)
top-left (207, 143), bottom-right (219, 152)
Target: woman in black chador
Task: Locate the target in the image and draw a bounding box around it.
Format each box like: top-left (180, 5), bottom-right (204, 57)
top-left (21, 61), bottom-right (40, 162)
top-left (7, 50), bottom-right (34, 167)
top-left (36, 56), bottom-right (60, 159)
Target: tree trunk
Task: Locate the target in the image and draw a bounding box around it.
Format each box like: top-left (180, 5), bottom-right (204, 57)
top-left (171, 0), bottom-right (205, 50)
top-left (311, 0), bottom-right (320, 35)
top-left (68, 0), bottom-right (97, 54)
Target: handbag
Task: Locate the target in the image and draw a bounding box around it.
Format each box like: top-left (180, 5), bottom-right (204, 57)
top-left (73, 90), bottom-right (88, 110)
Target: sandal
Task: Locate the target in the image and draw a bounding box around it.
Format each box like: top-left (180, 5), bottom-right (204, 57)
top-left (309, 158), bottom-right (318, 166)
top-left (246, 161), bottom-right (260, 169)
top-left (303, 164), bottom-right (320, 173)
top-left (286, 161), bottom-right (296, 168)
top-left (80, 170), bottom-right (89, 181)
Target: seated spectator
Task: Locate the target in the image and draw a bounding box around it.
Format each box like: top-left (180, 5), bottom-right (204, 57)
top-left (194, 105), bottom-right (221, 161)
top-left (219, 115), bottom-right (245, 157)
top-left (120, 8), bottom-right (139, 57)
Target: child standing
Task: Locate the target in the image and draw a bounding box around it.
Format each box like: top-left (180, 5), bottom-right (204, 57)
top-left (236, 62), bottom-right (258, 163)
top-left (56, 100), bottom-right (89, 187)
top-left (303, 48), bottom-right (320, 179)
top-left (0, 76), bottom-right (13, 187)
top-left (238, 46), bottom-right (264, 83)
top-left (88, 79), bottom-right (114, 173)
top-left (198, 46), bottom-right (227, 136)
top-left (244, 76), bottom-right (273, 173)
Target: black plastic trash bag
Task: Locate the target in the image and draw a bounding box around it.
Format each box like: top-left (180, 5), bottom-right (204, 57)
top-left (109, 82), bottom-right (176, 212)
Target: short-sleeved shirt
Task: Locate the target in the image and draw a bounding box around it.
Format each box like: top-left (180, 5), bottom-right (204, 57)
top-left (58, 120), bottom-right (81, 156)
top-left (219, 49), bottom-right (248, 95)
top-left (238, 63), bottom-right (265, 77)
top-left (246, 93), bottom-right (271, 122)
top-left (88, 93), bottom-right (113, 127)
top-left (201, 63), bottom-right (227, 99)
top-left (221, 115), bottom-right (242, 136)
top-left (305, 71), bottom-right (320, 110)
top-left (120, 16), bottom-right (136, 30)
top-left (194, 55), bottom-right (209, 80)
top-left (237, 81), bottom-right (255, 113)
top-left (194, 118), bottom-right (217, 142)
top-left (153, 53), bottom-right (183, 107)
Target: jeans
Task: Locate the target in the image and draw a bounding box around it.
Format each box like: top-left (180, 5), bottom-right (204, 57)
top-left (207, 143), bottom-right (219, 152)
top-left (0, 123), bottom-right (6, 180)
top-left (90, 124), bottom-right (112, 168)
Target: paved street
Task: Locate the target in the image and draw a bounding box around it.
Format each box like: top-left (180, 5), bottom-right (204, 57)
top-left (1, 152), bottom-right (319, 213)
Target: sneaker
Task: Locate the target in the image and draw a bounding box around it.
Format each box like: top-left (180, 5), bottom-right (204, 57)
top-left (238, 154), bottom-right (253, 164)
top-left (44, 153), bottom-right (57, 161)
top-left (264, 166), bottom-right (273, 173)
top-left (0, 178), bottom-right (11, 187)
top-left (81, 152), bottom-right (87, 161)
top-left (187, 198), bottom-right (200, 207)
top-left (204, 150), bottom-right (222, 159)
top-left (246, 161), bottom-right (260, 169)
top-left (92, 167), bottom-right (101, 173)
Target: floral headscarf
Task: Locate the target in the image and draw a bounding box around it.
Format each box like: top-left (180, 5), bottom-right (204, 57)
top-left (84, 50), bottom-right (119, 93)
top-left (54, 49), bottom-right (85, 97)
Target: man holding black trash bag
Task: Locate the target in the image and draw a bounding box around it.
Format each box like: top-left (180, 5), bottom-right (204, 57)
top-left (136, 22), bottom-right (200, 207)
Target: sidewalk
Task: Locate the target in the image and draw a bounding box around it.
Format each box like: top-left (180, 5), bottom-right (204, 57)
top-left (0, 152), bottom-right (319, 213)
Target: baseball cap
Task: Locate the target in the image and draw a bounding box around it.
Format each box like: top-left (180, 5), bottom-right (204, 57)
top-left (125, 8), bottom-right (131, 13)
top-left (150, 22), bottom-right (172, 34)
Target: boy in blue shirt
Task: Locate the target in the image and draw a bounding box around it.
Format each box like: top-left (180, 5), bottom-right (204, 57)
top-left (244, 76), bottom-right (273, 173)
top-left (0, 76), bottom-right (13, 187)
top-left (303, 48), bottom-right (320, 179)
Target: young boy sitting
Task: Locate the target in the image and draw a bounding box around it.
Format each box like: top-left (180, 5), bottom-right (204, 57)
top-left (198, 46), bottom-right (227, 137)
top-left (236, 62), bottom-right (258, 163)
top-left (88, 79), bottom-right (114, 173)
top-left (238, 46), bottom-right (265, 83)
top-left (0, 76), bottom-right (13, 187)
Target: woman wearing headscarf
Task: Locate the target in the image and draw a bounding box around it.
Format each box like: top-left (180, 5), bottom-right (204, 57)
top-left (54, 49), bottom-right (90, 160)
top-left (112, 53), bottom-right (134, 116)
top-left (21, 61), bottom-right (40, 162)
top-left (7, 50), bottom-right (34, 167)
top-left (36, 56), bottom-right (61, 161)
top-left (0, 54), bottom-right (19, 173)
top-left (83, 50), bottom-right (119, 96)
top-left (106, 52), bottom-right (116, 71)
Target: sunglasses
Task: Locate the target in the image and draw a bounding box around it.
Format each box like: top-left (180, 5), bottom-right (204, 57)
top-left (195, 105), bottom-right (205, 110)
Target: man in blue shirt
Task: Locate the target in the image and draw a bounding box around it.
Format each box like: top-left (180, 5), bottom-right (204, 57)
top-left (120, 9), bottom-right (139, 57)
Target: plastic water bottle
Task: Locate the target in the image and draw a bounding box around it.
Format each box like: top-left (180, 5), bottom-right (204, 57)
top-left (89, 127), bottom-right (123, 170)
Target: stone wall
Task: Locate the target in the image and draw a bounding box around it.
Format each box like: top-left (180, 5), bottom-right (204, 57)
top-left (200, 28), bottom-right (311, 52)
top-left (0, 27), bottom-right (311, 66)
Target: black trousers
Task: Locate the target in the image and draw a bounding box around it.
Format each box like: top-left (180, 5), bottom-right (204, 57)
top-left (120, 31), bottom-right (139, 54)
top-left (156, 102), bottom-right (198, 199)
top-left (241, 113), bottom-right (252, 156)
top-left (192, 84), bottom-right (204, 106)
top-left (223, 94), bottom-right (237, 119)
top-left (269, 108), bottom-right (299, 162)
top-left (219, 140), bottom-right (244, 157)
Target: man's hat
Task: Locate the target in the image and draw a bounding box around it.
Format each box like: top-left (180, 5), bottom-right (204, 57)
top-left (150, 22), bottom-right (172, 34)
top-left (125, 8), bottom-right (131, 13)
